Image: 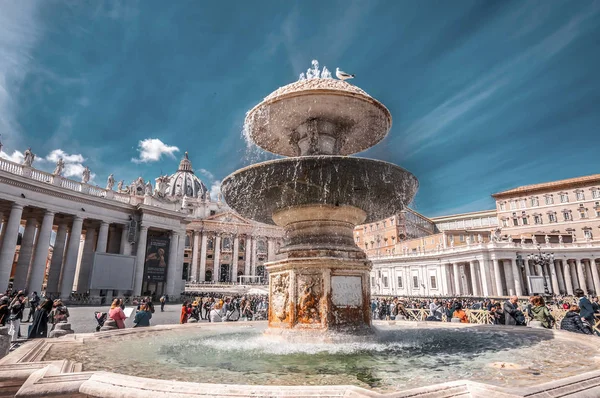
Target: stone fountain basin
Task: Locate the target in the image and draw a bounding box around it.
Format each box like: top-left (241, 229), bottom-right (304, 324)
top-left (221, 156), bottom-right (418, 225)
top-left (245, 79), bottom-right (392, 156)
top-left (4, 321), bottom-right (600, 398)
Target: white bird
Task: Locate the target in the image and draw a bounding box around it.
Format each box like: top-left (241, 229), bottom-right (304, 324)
top-left (336, 67), bottom-right (355, 81)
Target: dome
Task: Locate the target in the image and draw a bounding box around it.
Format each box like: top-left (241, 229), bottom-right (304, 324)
top-left (166, 152), bottom-right (207, 198)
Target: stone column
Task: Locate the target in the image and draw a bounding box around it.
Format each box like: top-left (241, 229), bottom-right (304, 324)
top-left (576, 259), bottom-right (587, 294)
top-left (563, 260), bottom-right (574, 295)
top-left (523, 259), bottom-right (532, 295)
top-left (555, 259), bottom-right (566, 294)
top-left (120, 224), bottom-right (132, 255)
top-left (13, 217), bottom-right (38, 290)
top-left (508, 259), bottom-right (522, 296)
top-left (165, 231), bottom-right (179, 295)
top-left (97, 222), bottom-right (109, 253)
top-left (132, 225), bottom-right (149, 295)
top-left (244, 236), bottom-right (252, 276)
top-left (590, 259), bottom-right (600, 295)
top-left (199, 232), bottom-right (207, 282)
top-left (452, 263), bottom-right (460, 295)
top-left (548, 260), bottom-right (560, 295)
top-left (213, 235), bottom-right (221, 282)
top-left (569, 260), bottom-right (580, 290)
top-left (76, 226), bottom-right (97, 293)
top-left (177, 233), bottom-right (186, 292)
top-left (440, 264), bottom-right (448, 295)
top-left (232, 235), bottom-right (239, 283)
top-left (46, 222), bottom-right (68, 295)
top-left (0, 212), bottom-right (6, 249)
top-left (469, 260), bottom-right (479, 296)
top-left (267, 239), bottom-right (274, 261)
top-left (60, 216), bottom-right (84, 299)
top-left (503, 260), bottom-right (515, 296)
top-left (190, 231), bottom-right (200, 282)
top-left (28, 210), bottom-right (55, 294)
top-left (0, 203), bottom-right (24, 290)
top-left (493, 259), bottom-right (503, 296)
top-left (479, 259), bottom-right (490, 296)
top-left (251, 237), bottom-right (258, 277)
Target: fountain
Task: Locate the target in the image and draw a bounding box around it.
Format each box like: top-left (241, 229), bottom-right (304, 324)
top-left (221, 64), bottom-right (418, 335)
top-left (4, 62), bottom-right (600, 397)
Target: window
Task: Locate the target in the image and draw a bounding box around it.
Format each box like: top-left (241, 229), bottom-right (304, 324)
top-left (383, 221), bottom-right (387, 228)
top-left (545, 195), bottom-right (554, 205)
top-left (210, 210), bottom-right (216, 216)
top-left (579, 207), bottom-right (588, 219)
top-left (222, 237), bottom-right (231, 251)
top-left (430, 276), bottom-right (437, 289)
top-left (548, 213), bottom-right (557, 223)
top-left (593, 189), bottom-right (600, 199)
top-left (584, 229), bottom-right (593, 240)
top-left (413, 276), bottom-right (419, 289)
top-left (371, 277), bottom-right (375, 287)
top-left (577, 191), bottom-right (585, 201)
top-left (534, 215), bottom-right (542, 224)
top-left (397, 276), bottom-right (403, 288)
top-left (370, 225), bottom-right (373, 232)
top-left (502, 219), bottom-right (509, 227)
top-left (365, 242), bottom-right (369, 249)
top-left (512, 217), bottom-right (519, 226)
top-left (499, 202), bottom-right (506, 211)
top-left (376, 223), bottom-right (379, 230)
top-left (520, 199), bottom-right (527, 208)
top-left (522, 216), bottom-right (528, 225)
top-left (383, 276), bottom-right (389, 288)
top-left (510, 200), bottom-right (517, 210)
top-left (530, 197), bottom-right (539, 207)
top-left (390, 218), bottom-right (395, 225)
top-left (459, 234), bottom-right (465, 242)
top-left (356, 236), bottom-right (360, 243)
top-left (207, 238), bottom-right (214, 250)
top-left (563, 210), bottom-right (572, 221)
top-left (560, 193), bottom-right (569, 203)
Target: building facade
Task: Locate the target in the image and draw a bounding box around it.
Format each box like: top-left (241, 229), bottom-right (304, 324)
top-left (370, 173), bottom-right (600, 297)
top-left (0, 149), bottom-right (282, 301)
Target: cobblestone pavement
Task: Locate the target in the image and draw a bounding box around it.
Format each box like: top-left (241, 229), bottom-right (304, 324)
top-left (18, 303), bottom-right (199, 335)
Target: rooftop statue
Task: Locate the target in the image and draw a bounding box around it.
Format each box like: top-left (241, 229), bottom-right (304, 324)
top-left (53, 158), bottom-right (65, 176)
top-left (82, 166), bottom-right (91, 184)
top-left (106, 174), bottom-right (115, 190)
top-left (22, 147), bottom-right (35, 167)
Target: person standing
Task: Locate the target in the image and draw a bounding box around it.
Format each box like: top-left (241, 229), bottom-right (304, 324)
top-left (180, 301), bottom-right (190, 324)
top-left (27, 299), bottom-right (54, 339)
top-left (575, 289), bottom-right (595, 329)
top-left (8, 292), bottom-right (25, 342)
top-left (25, 292), bottom-right (40, 322)
top-left (504, 296), bottom-right (521, 326)
top-left (160, 295), bottom-right (166, 312)
top-left (0, 296), bottom-right (9, 326)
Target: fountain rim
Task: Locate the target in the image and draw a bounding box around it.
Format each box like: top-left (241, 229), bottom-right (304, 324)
top-left (221, 155), bottom-right (417, 186)
top-left (244, 86), bottom-right (393, 156)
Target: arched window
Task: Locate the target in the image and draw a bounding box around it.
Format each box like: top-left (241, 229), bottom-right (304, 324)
top-left (185, 234), bottom-right (191, 248)
top-left (257, 239), bottom-right (267, 253)
top-left (239, 238), bottom-right (245, 251)
top-left (222, 237), bottom-right (231, 251)
top-left (207, 237), bottom-right (214, 250)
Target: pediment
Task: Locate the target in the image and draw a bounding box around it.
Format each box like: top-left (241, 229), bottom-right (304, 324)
top-left (205, 211), bottom-right (251, 225)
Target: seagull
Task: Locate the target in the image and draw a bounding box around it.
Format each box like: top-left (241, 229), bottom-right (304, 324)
top-left (336, 67), bottom-right (355, 81)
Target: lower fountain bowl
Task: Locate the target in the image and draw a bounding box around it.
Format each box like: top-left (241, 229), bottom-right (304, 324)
top-left (221, 156), bottom-right (419, 225)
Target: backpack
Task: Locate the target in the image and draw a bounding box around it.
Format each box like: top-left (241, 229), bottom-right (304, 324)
top-left (515, 310), bottom-right (526, 326)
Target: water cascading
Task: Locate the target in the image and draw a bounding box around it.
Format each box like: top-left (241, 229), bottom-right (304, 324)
top-left (222, 61), bottom-right (418, 336)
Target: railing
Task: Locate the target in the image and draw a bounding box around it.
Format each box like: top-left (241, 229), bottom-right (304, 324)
top-left (0, 157), bottom-right (24, 175)
top-left (30, 168), bottom-right (54, 183)
top-left (60, 178), bottom-right (82, 192)
top-left (397, 308), bottom-right (599, 333)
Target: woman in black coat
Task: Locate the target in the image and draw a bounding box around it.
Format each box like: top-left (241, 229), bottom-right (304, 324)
top-left (27, 299), bottom-right (54, 339)
top-left (561, 305), bottom-right (593, 335)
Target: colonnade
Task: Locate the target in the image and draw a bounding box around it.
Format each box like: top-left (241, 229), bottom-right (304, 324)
top-left (187, 231), bottom-right (279, 283)
top-left (0, 200), bottom-right (189, 298)
top-left (441, 257), bottom-right (600, 296)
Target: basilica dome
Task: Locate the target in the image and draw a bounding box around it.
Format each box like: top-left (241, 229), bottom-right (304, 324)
top-left (166, 152), bottom-right (207, 198)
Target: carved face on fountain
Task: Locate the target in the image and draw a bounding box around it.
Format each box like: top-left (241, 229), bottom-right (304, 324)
top-left (222, 66), bottom-right (418, 334)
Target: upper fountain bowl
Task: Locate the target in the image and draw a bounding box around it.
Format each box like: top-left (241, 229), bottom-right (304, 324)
top-left (245, 79), bottom-right (392, 156)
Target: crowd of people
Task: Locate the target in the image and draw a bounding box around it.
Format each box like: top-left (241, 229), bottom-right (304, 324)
top-left (0, 290), bottom-right (70, 342)
top-left (371, 288), bottom-right (598, 335)
top-left (178, 294), bottom-right (268, 324)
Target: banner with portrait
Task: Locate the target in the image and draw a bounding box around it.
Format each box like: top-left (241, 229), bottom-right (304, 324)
top-left (143, 236), bottom-right (170, 282)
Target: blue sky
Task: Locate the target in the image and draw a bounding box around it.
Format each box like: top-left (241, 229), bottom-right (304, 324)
top-left (1, 1), bottom-right (599, 217)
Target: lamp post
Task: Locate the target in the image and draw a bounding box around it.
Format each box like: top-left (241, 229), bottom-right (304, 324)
top-left (527, 244), bottom-right (554, 295)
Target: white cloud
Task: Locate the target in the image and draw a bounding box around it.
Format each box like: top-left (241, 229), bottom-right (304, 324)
top-left (209, 180), bottom-right (222, 201)
top-left (198, 168), bottom-right (215, 180)
top-left (0, 149), bottom-right (24, 163)
top-left (45, 149), bottom-right (84, 164)
top-left (131, 138), bottom-right (179, 163)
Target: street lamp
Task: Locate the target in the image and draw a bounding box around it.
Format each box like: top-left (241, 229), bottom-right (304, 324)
top-left (527, 244), bottom-right (554, 295)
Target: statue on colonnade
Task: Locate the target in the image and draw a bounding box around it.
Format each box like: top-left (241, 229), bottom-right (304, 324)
top-left (53, 158), bottom-right (65, 176)
top-left (22, 147), bottom-right (35, 167)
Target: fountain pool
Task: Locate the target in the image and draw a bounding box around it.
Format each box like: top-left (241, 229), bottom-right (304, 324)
top-left (41, 322), bottom-right (597, 393)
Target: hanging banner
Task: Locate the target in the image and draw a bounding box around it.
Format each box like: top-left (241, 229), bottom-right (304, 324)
top-left (143, 236), bottom-right (170, 282)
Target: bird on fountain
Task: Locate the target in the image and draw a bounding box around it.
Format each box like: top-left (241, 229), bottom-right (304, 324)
top-left (335, 67), bottom-right (355, 81)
